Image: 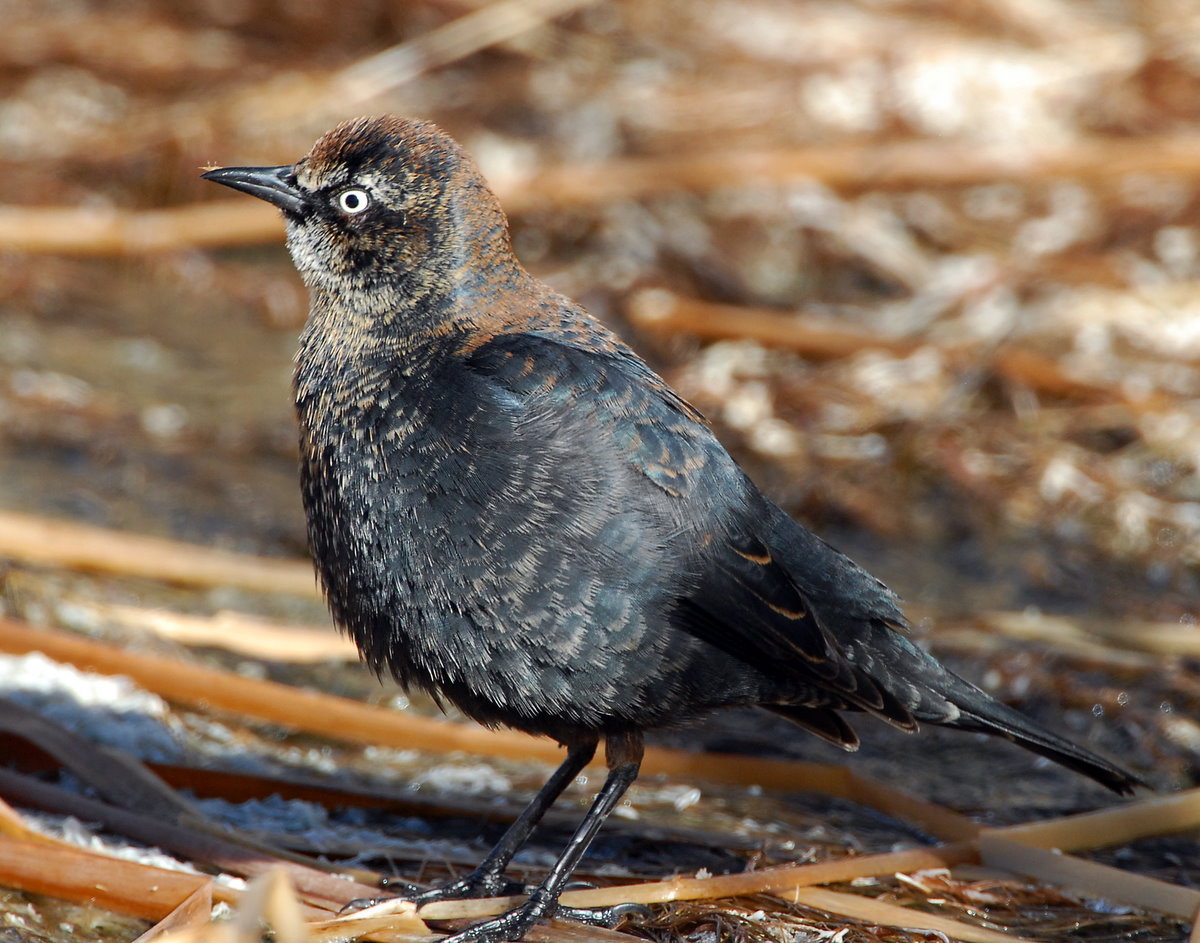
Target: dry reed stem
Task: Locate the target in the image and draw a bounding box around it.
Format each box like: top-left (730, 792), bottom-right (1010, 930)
top-left (65, 599), bottom-right (357, 662)
top-left (1, 701), bottom-right (376, 876)
top-left (0, 767), bottom-right (383, 914)
top-left (507, 135), bottom-right (1200, 210)
top-left (979, 834), bottom-right (1200, 920)
top-left (930, 626), bottom-right (1161, 671)
top-left (9, 0), bottom-right (599, 170)
top-left (420, 843), bottom-right (979, 917)
top-left (131, 884), bottom-right (215, 943)
top-left (0, 698), bottom-right (206, 823)
top-left (234, 868), bottom-right (308, 943)
top-left (138, 869), bottom-right (426, 943)
top-left (628, 290), bottom-right (1168, 408)
top-left (627, 289), bottom-right (919, 359)
top-left (295, 0), bottom-right (601, 122)
top-left (8, 134), bottom-right (1200, 255)
top-left (0, 509), bottom-right (317, 596)
top-left (0, 833), bottom-right (213, 921)
top-left (419, 810), bottom-right (1200, 933)
top-left (0, 615), bottom-right (543, 759)
top-left (418, 862), bottom-right (1032, 943)
top-left (789, 886), bottom-right (1037, 943)
top-left (980, 609), bottom-right (1200, 659)
top-left (0, 511), bottom-right (1176, 672)
top-left (0, 795), bottom-right (53, 842)
top-left (0, 201), bottom-right (282, 255)
top-left (993, 788), bottom-right (1200, 853)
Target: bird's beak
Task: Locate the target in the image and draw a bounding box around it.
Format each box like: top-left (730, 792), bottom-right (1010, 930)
top-left (202, 164), bottom-right (307, 216)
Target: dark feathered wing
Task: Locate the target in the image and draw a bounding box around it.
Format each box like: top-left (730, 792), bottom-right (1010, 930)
top-left (466, 324), bottom-right (1141, 795)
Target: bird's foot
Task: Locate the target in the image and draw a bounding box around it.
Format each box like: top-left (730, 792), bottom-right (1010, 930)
top-left (436, 898), bottom-right (546, 943)
top-left (339, 869), bottom-right (523, 916)
top-left (437, 896), bottom-right (648, 943)
top-left (553, 880), bottom-right (653, 926)
top-left (407, 869), bottom-right (526, 906)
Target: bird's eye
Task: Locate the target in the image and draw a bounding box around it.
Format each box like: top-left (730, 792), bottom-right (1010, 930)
top-left (336, 188), bottom-right (371, 215)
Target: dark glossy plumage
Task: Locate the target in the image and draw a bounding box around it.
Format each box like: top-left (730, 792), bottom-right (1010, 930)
top-left (204, 116), bottom-right (1140, 942)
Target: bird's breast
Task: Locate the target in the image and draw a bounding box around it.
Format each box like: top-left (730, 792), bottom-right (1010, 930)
top-left (290, 343), bottom-right (773, 737)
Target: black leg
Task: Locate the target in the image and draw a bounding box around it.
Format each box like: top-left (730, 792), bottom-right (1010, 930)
top-left (438, 732), bottom-right (644, 943)
top-left (409, 739), bottom-right (598, 904)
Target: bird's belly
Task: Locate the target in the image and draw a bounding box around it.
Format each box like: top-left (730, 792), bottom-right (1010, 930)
top-left (324, 521), bottom-right (765, 740)
top-left (304, 424), bottom-right (769, 740)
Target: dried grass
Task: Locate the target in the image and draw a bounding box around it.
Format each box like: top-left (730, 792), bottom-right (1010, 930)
top-left (0, 583), bottom-right (1196, 940)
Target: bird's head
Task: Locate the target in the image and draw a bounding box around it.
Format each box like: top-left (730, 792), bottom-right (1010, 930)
top-left (203, 116), bottom-right (517, 307)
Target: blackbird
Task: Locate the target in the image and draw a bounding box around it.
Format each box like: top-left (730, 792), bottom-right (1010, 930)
top-left (204, 116), bottom-right (1140, 942)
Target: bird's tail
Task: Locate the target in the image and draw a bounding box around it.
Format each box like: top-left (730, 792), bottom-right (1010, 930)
top-left (762, 509), bottom-right (1142, 795)
top-left (940, 679), bottom-right (1143, 795)
top-left (846, 622), bottom-right (1144, 795)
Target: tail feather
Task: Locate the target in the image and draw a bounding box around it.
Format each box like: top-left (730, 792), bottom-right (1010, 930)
top-left (767, 704), bottom-right (860, 751)
top-left (762, 506), bottom-right (1143, 795)
top-left (949, 696), bottom-right (1143, 796)
top-left (838, 620), bottom-right (1144, 795)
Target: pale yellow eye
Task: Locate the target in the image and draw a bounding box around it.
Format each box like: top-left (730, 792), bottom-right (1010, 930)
top-left (336, 188), bottom-right (370, 215)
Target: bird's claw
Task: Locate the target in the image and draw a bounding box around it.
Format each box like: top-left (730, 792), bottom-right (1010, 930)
top-left (407, 871), bottom-right (526, 906)
top-left (337, 896), bottom-right (384, 916)
top-left (339, 869), bottom-right (527, 917)
top-left (554, 900), bottom-right (652, 927)
top-left (435, 897), bottom-right (649, 942)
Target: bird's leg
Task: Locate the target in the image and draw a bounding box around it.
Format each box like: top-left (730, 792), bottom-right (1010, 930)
top-left (438, 732), bottom-right (645, 943)
top-left (407, 739), bottom-right (598, 905)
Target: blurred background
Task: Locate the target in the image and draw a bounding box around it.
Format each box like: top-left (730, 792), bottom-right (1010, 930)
top-left (1, 0), bottom-right (1200, 939)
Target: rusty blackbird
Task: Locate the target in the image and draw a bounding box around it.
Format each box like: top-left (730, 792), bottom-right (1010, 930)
top-left (204, 116), bottom-right (1140, 942)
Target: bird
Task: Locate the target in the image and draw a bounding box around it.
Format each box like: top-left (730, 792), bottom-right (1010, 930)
top-left (203, 115), bottom-right (1141, 942)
